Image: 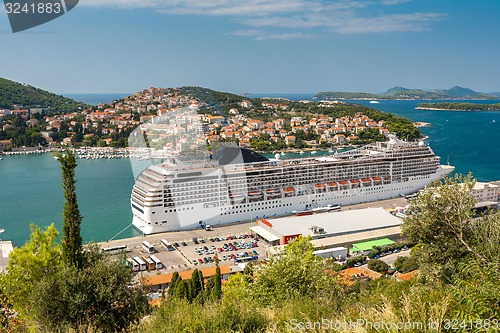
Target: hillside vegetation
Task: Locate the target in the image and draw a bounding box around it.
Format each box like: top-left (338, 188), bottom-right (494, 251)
top-left (417, 102), bottom-right (500, 111)
top-left (137, 175), bottom-right (500, 333)
top-left (0, 77), bottom-right (87, 112)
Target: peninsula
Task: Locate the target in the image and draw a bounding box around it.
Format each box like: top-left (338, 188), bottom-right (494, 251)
top-left (416, 102), bottom-right (500, 111)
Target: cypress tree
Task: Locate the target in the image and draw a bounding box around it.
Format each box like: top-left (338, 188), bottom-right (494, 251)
top-left (168, 272), bottom-right (180, 297)
top-left (190, 269), bottom-right (202, 299)
top-left (198, 269), bottom-right (204, 292)
top-left (174, 280), bottom-right (188, 300)
top-left (54, 149), bottom-right (82, 268)
top-left (213, 266), bottom-right (222, 300)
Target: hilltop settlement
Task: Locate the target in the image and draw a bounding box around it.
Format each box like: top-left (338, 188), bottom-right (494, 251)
top-left (0, 82), bottom-right (420, 154)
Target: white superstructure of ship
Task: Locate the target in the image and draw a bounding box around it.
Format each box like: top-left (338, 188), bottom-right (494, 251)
top-left (131, 135), bottom-right (454, 234)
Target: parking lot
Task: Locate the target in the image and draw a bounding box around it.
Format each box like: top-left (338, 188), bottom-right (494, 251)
top-left (111, 231), bottom-right (264, 278)
top-left (104, 196), bottom-right (409, 277)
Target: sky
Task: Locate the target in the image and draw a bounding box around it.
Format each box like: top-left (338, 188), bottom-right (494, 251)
top-left (1, 0), bottom-right (500, 95)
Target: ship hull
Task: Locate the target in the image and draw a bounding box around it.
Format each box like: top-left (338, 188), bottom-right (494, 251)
top-left (132, 165), bottom-right (454, 234)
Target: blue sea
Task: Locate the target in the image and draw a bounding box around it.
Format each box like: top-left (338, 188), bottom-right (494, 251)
top-left (0, 94), bottom-right (498, 246)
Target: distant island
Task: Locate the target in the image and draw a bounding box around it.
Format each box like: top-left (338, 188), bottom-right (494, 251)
top-left (416, 102), bottom-right (500, 111)
top-left (314, 86), bottom-right (500, 101)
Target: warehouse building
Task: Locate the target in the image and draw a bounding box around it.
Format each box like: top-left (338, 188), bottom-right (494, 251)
top-left (250, 207), bottom-right (402, 247)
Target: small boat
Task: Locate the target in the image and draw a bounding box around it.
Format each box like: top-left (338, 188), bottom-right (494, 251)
top-left (311, 151), bottom-right (317, 154)
top-left (248, 190), bottom-right (263, 197)
top-left (361, 178), bottom-right (371, 184)
top-left (314, 183), bottom-right (326, 192)
top-left (229, 193), bottom-right (246, 203)
top-left (326, 182), bottom-right (338, 190)
top-left (369, 100), bottom-right (379, 104)
top-left (293, 210), bottom-right (314, 216)
top-left (265, 188), bottom-right (281, 197)
top-left (299, 151), bottom-right (304, 154)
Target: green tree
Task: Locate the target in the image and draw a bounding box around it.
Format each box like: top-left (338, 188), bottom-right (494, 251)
top-left (367, 259), bottom-right (389, 274)
top-left (402, 174), bottom-right (478, 267)
top-left (212, 266), bottom-right (222, 300)
top-left (393, 256), bottom-right (408, 273)
top-left (0, 224), bottom-right (63, 318)
top-left (54, 149), bottom-right (83, 268)
top-left (168, 272), bottom-right (180, 297)
top-left (190, 268), bottom-right (203, 300)
top-left (251, 236), bottom-right (340, 305)
top-left (174, 279), bottom-right (189, 300)
top-left (28, 248), bottom-right (149, 332)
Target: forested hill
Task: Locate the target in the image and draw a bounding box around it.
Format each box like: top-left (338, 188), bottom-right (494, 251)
top-left (0, 77), bottom-right (88, 112)
top-left (314, 86), bottom-right (500, 100)
top-left (175, 86), bottom-right (245, 105)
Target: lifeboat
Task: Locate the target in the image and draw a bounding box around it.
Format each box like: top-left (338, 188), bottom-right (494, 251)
top-left (349, 179), bottom-right (360, 188)
top-left (361, 178), bottom-right (371, 187)
top-left (248, 190), bottom-right (263, 197)
top-left (338, 180), bottom-right (349, 189)
top-left (265, 188), bottom-right (281, 197)
top-left (384, 176), bottom-right (391, 183)
top-left (372, 177), bottom-right (382, 182)
top-left (229, 193), bottom-right (246, 203)
top-left (327, 182), bottom-right (338, 191)
top-left (314, 183), bottom-right (326, 192)
top-left (283, 187), bottom-right (295, 197)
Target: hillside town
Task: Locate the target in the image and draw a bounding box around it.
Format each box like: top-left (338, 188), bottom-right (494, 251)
top-left (0, 87), bottom-right (394, 154)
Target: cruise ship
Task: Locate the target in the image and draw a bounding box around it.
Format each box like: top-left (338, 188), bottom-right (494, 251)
top-left (131, 135), bottom-right (454, 234)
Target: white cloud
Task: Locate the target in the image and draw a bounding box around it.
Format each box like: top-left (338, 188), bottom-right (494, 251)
top-left (80, 0), bottom-right (444, 38)
top-left (231, 29), bottom-right (316, 40)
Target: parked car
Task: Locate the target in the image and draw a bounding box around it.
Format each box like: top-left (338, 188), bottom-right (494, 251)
top-left (230, 254), bottom-right (236, 259)
top-left (192, 259), bottom-right (198, 265)
top-left (198, 258), bottom-right (203, 264)
top-left (182, 242), bottom-right (187, 246)
top-left (200, 239), bottom-right (206, 243)
top-left (203, 257), bottom-right (209, 263)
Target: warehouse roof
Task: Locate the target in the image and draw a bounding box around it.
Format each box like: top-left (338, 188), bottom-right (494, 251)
top-left (265, 207), bottom-right (402, 238)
